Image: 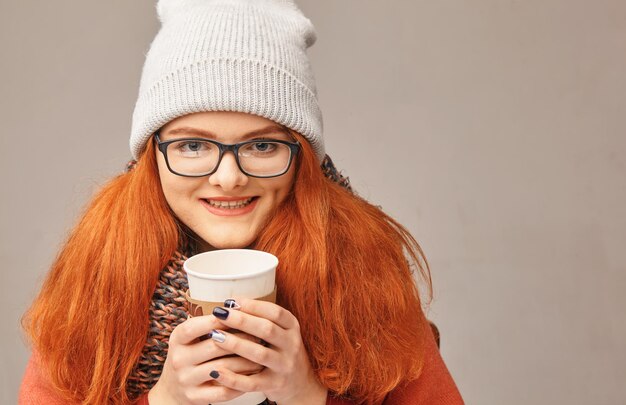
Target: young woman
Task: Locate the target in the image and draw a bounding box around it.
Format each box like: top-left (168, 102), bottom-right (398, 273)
top-left (20, 1), bottom-right (463, 404)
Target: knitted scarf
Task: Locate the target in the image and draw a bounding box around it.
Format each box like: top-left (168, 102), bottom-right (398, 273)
top-left (125, 155), bottom-right (352, 400)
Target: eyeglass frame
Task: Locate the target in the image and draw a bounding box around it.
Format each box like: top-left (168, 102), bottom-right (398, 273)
top-left (154, 132), bottom-right (301, 178)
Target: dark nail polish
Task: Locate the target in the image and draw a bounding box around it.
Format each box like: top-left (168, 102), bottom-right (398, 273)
top-left (224, 299), bottom-right (240, 309)
top-left (213, 307), bottom-right (229, 320)
top-left (210, 370), bottom-right (220, 379)
top-left (199, 331), bottom-right (213, 341)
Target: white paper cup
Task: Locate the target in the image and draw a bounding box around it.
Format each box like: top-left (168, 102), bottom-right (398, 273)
top-left (183, 249), bottom-right (278, 405)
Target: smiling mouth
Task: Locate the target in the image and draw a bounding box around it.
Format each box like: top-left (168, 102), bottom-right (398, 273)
top-left (204, 197), bottom-right (257, 209)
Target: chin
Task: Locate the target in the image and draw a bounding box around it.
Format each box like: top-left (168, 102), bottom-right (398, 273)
top-left (201, 234), bottom-right (256, 250)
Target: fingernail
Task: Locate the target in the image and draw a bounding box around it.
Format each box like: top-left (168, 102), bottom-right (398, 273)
top-left (210, 370), bottom-right (220, 379)
top-left (213, 307), bottom-right (229, 320)
top-left (211, 329), bottom-right (226, 343)
top-left (224, 299), bottom-right (241, 310)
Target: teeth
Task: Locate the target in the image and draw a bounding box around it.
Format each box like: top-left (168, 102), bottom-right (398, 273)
top-left (207, 198), bottom-right (253, 209)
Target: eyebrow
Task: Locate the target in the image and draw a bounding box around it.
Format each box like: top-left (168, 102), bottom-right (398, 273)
top-left (163, 124), bottom-right (291, 141)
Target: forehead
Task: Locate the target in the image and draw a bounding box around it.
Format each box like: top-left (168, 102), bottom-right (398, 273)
top-left (160, 111), bottom-right (289, 141)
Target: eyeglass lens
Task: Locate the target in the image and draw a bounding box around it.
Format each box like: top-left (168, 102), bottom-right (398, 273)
top-left (166, 140), bottom-right (293, 177)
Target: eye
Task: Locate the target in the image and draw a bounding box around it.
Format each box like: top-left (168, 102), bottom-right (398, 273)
top-left (182, 142), bottom-right (203, 152)
top-left (173, 140), bottom-right (214, 157)
top-left (252, 142), bottom-right (276, 153)
top-left (239, 140), bottom-right (288, 158)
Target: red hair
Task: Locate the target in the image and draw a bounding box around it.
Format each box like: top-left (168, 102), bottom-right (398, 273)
top-left (22, 134), bottom-right (432, 404)
top-left (256, 133), bottom-right (432, 403)
top-left (22, 139), bottom-right (180, 403)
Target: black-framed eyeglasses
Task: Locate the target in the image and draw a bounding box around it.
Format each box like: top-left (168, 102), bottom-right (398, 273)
top-left (154, 133), bottom-right (300, 178)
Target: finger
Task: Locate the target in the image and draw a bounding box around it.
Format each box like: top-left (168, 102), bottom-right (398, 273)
top-left (209, 329), bottom-right (281, 369)
top-left (211, 305), bottom-right (289, 347)
top-left (208, 367), bottom-right (272, 395)
top-left (177, 330), bottom-right (262, 365)
top-left (187, 356), bottom-right (264, 386)
top-left (190, 382), bottom-right (244, 404)
top-left (234, 298), bottom-right (299, 330)
top-left (170, 315), bottom-right (224, 345)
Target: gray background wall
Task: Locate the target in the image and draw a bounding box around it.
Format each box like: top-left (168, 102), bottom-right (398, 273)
top-left (2, 1), bottom-right (625, 404)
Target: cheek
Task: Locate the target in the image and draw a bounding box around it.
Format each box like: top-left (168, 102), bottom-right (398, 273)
top-left (156, 156), bottom-right (197, 210)
top-left (157, 159), bottom-right (177, 200)
top-left (268, 169), bottom-right (296, 202)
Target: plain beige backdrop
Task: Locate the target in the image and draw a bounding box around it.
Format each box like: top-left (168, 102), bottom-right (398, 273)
top-left (2, 1), bottom-right (625, 404)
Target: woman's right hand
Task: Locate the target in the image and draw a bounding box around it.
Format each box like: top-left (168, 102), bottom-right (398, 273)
top-left (148, 314), bottom-right (264, 405)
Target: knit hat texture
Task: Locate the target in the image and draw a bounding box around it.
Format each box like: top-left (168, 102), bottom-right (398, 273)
top-left (130, 0), bottom-right (325, 161)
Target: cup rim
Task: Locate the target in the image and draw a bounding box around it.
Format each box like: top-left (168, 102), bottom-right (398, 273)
top-left (183, 249), bottom-right (278, 280)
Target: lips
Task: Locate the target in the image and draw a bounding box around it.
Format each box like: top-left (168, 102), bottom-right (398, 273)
top-left (200, 196), bottom-right (259, 216)
top-left (205, 197), bottom-right (255, 209)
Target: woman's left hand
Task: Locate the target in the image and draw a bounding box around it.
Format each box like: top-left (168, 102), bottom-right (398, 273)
top-left (207, 298), bottom-right (328, 405)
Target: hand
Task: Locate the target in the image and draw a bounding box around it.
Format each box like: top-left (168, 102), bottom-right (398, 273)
top-left (148, 314), bottom-right (264, 405)
top-left (207, 298), bottom-right (328, 405)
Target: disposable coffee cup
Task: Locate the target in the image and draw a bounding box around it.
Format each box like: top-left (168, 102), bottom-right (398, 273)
top-left (183, 249), bottom-right (278, 405)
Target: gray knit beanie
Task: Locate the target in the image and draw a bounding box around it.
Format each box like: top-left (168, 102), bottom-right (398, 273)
top-left (130, 0), bottom-right (325, 161)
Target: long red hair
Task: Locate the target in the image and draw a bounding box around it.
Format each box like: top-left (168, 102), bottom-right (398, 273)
top-left (22, 134), bottom-right (432, 404)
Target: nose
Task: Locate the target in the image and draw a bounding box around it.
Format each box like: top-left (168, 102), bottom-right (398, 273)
top-left (207, 151), bottom-right (249, 190)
